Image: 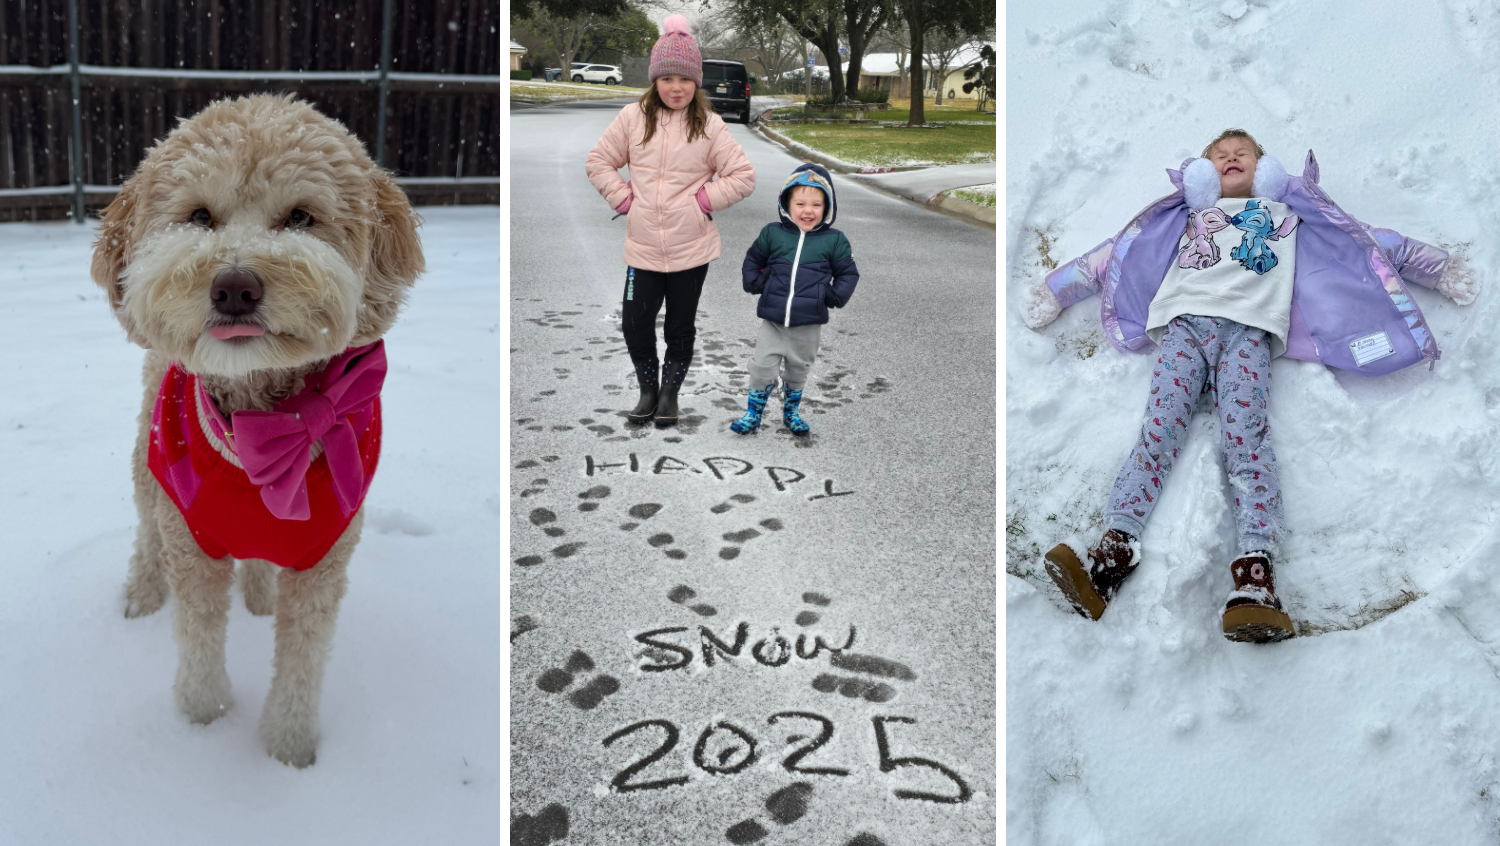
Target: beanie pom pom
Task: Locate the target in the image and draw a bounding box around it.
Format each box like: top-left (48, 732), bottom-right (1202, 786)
top-left (661, 14), bottom-right (692, 36)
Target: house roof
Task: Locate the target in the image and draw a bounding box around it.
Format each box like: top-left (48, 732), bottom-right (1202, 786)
top-left (844, 42), bottom-right (994, 76)
top-left (510, 41), bottom-right (527, 53)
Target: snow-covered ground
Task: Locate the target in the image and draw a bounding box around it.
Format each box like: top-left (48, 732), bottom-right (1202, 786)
top-left (1007, 2), bottom-right (1500, 844)
top-left (0, 206), bottom-right (499, 845)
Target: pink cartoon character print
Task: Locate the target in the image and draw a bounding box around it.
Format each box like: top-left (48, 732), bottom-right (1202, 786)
top-left (1176, 207), bottom-right (1231, 269)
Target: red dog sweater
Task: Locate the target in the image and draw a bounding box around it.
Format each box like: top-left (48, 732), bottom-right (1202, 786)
top-left (147, 346), bottom-right (384, 570)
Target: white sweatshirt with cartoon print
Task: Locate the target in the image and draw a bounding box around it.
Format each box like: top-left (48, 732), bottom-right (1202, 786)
top-left (1146, 196), bottom-right (1300, 357)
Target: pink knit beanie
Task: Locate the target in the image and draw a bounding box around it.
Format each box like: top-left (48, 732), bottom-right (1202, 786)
top-left (649, 15), bottom-right (702, 88)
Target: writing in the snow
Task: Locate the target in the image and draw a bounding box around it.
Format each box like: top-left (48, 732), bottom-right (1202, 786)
top-left (632, 622), bottom-right (858, 672)
top-left (602, 712), bottom-right (972, 804)
top-left (584, 454), bottom-right (855, 501)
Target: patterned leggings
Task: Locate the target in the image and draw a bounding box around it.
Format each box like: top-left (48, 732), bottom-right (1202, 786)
top-left (1104, 315), bottom-right (1284, 555)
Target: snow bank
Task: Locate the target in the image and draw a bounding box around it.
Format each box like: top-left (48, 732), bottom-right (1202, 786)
top-left (1007, 0), bottom-right (1500, 842)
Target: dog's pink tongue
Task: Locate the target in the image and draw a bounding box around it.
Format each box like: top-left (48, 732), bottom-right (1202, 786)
top-left (208, 324), bottom-right (265, 340)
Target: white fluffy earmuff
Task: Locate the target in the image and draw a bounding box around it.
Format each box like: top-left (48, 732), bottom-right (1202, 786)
top-left (1183, 154), bottom-right (1289, 210)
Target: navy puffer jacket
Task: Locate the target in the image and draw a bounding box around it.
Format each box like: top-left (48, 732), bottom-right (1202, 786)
top-left (741, 163), bottom-right (860, 327)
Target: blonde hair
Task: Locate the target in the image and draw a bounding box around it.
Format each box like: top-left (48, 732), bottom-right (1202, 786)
top-left (637, 85), bottom-right (713, 146)
top-left (786, 184), bottom-right (824, 203)
top-left (1202, 129), bottom-right (1264, 158)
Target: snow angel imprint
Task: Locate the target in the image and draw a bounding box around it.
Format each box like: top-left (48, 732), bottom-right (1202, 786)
top-left (1021, 127), bottom-right (1477, 645)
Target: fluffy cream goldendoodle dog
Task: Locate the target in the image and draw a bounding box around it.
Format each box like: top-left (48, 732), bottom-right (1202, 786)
top-left (91, 94), bottom-right (423, 767)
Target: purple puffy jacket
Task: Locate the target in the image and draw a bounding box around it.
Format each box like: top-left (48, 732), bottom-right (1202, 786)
top-left (1044, 151), bottom-right (1449, 375)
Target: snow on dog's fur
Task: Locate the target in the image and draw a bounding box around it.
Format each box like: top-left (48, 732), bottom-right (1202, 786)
top-left (90, 94), bottom-right (423, 767)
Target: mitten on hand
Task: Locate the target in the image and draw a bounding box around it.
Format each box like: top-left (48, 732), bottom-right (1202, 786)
top-left (1022, 282), bottom-right (1063, 329)
top-left (1436, 251), bottom-right (1480, 305)
top-left (615, 194), bottom-right (633, 215)
top-left (696, 186), bottom-right (712, 214)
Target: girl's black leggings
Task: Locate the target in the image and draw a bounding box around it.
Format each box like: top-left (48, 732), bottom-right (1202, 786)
top-left (620, 262), bottom-right (710, 364)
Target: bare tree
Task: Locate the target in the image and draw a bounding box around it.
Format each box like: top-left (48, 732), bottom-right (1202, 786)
top-left (923, 28), bottom-right (971, 106)
top-left (712, 0), bottom-right (848, 101)
top-left (872, 19), bottom-right (910, 87)
top-left (892, 0), bottom-right (987, 125)
top-left (736, 9), bottom-right (803, 91)
top-left (691, 6), bottom-right (744, 55)
top-left (514, 2), bottom-right (619, 76)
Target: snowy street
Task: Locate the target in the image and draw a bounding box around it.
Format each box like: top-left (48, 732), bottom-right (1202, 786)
top-left (1008, 1), bottom-right (1500, 843)
top-left (509, 101), bottom-right (995, 843)
top-left (0, 207), bottom-right (500, 844)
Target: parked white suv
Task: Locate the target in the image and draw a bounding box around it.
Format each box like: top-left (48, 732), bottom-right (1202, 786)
top-left (572, 64), bottom-right (623, 85)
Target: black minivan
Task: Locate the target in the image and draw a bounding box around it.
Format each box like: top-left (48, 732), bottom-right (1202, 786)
top-left (703, 59), bottom-right (752, 124)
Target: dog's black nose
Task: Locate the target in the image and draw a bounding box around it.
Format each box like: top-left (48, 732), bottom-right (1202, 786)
top-left (210, 268), bottom-right (263, 316)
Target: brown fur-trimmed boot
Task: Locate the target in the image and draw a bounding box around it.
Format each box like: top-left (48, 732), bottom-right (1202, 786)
top-left (1042, 529), bottom-right (1140, 620)
top-left (1221, 552), bottom-right (1295, 643)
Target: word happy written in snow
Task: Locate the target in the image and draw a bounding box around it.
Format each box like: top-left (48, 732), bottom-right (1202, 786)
top-left (584, 454), bottom-right (855, 501)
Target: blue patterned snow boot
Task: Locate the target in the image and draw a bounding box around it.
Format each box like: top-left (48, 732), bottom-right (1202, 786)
top-left (730, 382), bottom-right (776, 434)
top-left (782, 387), bottom-right (810, 436)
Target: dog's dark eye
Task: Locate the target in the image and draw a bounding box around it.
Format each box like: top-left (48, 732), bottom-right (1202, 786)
top-left (286, 208), bottom-right (314, 229)
top-left (190, 208), bottom-right (213, 227)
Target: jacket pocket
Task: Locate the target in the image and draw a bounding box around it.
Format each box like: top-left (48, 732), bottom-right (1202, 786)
top-left (693, 195), bottom-right (711, 238)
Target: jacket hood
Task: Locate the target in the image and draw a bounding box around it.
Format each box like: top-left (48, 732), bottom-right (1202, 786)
top-left (778, 163), bottom-right (837, 232)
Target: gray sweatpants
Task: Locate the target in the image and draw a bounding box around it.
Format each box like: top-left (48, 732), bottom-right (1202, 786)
top-left (746, 319), bottom-right (823, 390)
top-left (1105, 314), bottom-right (1284, 555)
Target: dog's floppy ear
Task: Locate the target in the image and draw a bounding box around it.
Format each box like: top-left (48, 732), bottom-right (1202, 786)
top-left (91, 176), bottom-right (144, 344)
top-left (354, 170), bottom-right (424, 343)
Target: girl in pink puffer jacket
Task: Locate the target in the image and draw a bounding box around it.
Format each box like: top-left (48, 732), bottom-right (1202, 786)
top-left (586, 14), bottom-right (756, 427)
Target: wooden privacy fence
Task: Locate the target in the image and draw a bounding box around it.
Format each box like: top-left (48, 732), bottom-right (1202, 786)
top-left (0, 0), bottom-right (500, 222)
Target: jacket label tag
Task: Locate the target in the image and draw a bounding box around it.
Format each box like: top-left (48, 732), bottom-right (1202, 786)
top-left (1350, 331), bottom-right (1394, 366)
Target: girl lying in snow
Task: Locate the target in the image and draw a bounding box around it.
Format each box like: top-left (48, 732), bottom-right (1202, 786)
top-left (1023, 129), bottom-right (1479, 644)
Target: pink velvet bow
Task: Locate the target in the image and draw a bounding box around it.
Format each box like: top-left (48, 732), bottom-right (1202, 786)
top-left (230, 341), bottom-right (386, 521)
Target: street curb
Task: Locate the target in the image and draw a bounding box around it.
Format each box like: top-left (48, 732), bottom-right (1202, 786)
top-left (932, 192), bottom-right (996, 225)
top-left (752, 119), bottom-right (995, 229)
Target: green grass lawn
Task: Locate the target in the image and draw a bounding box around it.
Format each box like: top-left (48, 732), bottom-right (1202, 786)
top-left (882, 98), bottom-right (996, 123)
top-left (765, 96), bottom-right (995, 167)
top-left (509, 80), bottom-right (648, 104)
top-left (950, 184), bottom-right (996, 208)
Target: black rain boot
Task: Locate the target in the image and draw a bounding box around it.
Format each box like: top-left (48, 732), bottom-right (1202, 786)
top-left (656, 358), bottom-right (689, 428)
top-left (627, 356), bottom-right (659, 423)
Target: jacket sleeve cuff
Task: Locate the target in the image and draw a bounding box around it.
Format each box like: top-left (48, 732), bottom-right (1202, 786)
top-left (1435, 251), bottom-right (1480, 305)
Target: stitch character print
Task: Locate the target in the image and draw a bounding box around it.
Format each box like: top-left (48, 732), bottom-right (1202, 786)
top-left (1228, 200), bottom-right (1299, 275)
top-left (1177, 207), bottom-right (1231, 269)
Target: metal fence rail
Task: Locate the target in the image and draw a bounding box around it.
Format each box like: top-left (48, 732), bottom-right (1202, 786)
top-left (0, 0), bottom-right (500, 221)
